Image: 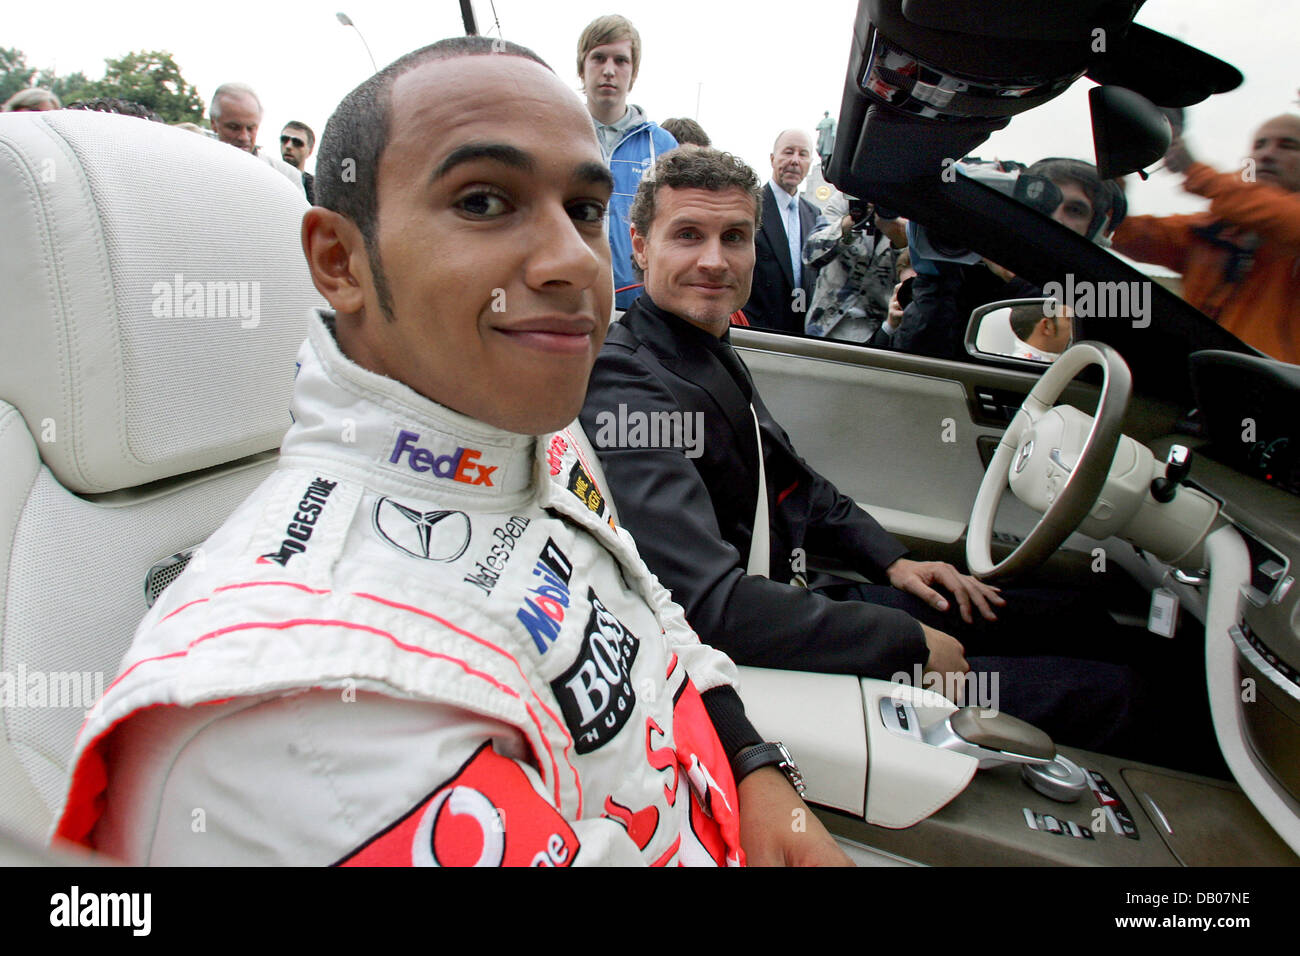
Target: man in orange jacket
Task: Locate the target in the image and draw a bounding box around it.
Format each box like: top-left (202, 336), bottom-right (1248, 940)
top-left (1112, 114), bottom-right (1300, 366)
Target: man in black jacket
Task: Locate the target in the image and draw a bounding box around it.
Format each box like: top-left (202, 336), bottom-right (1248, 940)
top-left (581, 147), bottom-right (1148, 751)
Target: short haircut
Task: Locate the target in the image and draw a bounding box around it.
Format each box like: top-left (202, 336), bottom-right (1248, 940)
top-left (1009, 303), bottom-right (1048, 340)
top-left (315, 36), bottom-right (550, 320)
top-left (772, 128), bottom-right (812, 153)
top-left (3, 88), bottom-right (60, 112)
top-left (661, 117), bottom-right (710, 147)
top-left (1026, 157), bottom-right (1126, 238)
top-left (65, 97), bottom-right (164, 123)
top-left (283, 120), bottom-right (315, 149)
top-left (577, 15), bottom-right (641, 82)
top-left (210, 83), bottom-right (262, 121)
top-left (1256, 114), bottom-right (1300, 136)
top-left (629, 147), bottom-right (763, 239)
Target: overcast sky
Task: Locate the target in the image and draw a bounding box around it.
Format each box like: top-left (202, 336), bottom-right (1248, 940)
top-left (10, 0), bottom-right (1296, 216)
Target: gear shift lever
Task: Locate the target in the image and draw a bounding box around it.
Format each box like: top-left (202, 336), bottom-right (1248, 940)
top-left (1151, 444), bottom-right (1191, 503)
top-left (888, 701), bottom-right (1089, 802)
top-left (922, 707), bottom-right (1055, 767)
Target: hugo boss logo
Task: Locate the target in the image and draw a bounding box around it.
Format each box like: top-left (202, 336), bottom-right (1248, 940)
top-left (550, 588), bottom-right (641, 753)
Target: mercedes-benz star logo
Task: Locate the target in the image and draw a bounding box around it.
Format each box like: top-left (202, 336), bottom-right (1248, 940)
top-left (1014, 439), bottom-right (1035, 475)
top-left (372, 497), bottom-right (470, 561)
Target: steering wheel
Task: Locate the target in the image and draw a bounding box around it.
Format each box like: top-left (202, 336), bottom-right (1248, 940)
top-left (966, 341), bottom-right (1131, 581)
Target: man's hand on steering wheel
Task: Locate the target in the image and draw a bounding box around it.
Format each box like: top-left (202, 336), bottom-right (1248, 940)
top-left (885, 557), bottom-right (1006, 624)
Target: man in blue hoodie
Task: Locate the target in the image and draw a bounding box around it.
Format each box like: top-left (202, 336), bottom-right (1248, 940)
top-left (578, 15), bottom-right (678, 310)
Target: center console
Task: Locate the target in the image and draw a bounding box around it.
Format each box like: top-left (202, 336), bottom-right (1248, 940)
top-left (736, 665), bottom-right (1299, 866)
top-left (822, 744), bottom-right (1296, 866)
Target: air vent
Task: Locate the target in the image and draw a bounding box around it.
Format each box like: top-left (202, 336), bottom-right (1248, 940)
top-left (1234, 526), bottom-right (1293, 608)
top-left (144, 549), bottom-right (197, 608)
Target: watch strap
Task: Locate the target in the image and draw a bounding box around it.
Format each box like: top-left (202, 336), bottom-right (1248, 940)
top-left (731, 741), bottom-right (806, 795)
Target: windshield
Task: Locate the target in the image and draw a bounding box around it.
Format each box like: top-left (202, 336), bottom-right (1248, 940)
top-left (793, 2), bottom-right (1299, 372)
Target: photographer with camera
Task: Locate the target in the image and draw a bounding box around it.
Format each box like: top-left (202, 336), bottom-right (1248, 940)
top-left (878, 248), bottom-right (917, 342)
top-left (803, 191), bottom-right (908, 342)
top-left (892, 157), bottom-right (1124, 360)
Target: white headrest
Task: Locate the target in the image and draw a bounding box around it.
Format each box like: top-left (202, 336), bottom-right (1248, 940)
top-left (0, 111), bottom-right (321, 494)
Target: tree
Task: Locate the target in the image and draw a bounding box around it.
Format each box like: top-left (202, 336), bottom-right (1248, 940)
top-left (1, 47), bottom-right (204, 121)
top-left (1, 48), bottom-right (95, 106)
top-left (0, 48), bottom-right (38, 104)
top-left (43, 71), bottom-right (94, 105)
top-left (79, 51), bottom-right (205, 123)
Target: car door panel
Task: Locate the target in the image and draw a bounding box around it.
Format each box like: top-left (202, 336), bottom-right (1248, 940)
top-left (736, 331), bottom-right (1052, 548)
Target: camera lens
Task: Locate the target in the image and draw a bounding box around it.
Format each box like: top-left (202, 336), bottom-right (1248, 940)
top-left (897, 276), bottom-right (915, 309)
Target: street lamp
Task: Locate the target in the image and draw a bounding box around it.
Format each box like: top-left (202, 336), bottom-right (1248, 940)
top-left (336, 12), bottom-right (379, 73)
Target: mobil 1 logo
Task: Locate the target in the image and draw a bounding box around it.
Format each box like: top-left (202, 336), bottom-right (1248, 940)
top-left (551, 589), bottom-right (641, 754)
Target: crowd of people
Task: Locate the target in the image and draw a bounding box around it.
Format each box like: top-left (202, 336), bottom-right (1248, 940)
top-left (4, 78), bottom-right (317, 200)
top-left (743, 122), bottom-right (1300, 370)
top-left (6, 17), bottom-right (1296, 365)
top-left (3, 13), bottom-right (1286, 866)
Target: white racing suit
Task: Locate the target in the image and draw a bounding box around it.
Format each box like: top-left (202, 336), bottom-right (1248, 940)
top-left (55, 311), bottom-right (754, 866)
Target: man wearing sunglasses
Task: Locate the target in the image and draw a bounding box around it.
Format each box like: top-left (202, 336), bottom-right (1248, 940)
top-left (281, 121), bottom-right (316, 203)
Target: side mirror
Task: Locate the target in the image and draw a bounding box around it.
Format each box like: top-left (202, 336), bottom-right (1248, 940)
top-left (1090, 86), bottom-right (1173, 179)
top-left (965, 298), bottom-right (1071, 365)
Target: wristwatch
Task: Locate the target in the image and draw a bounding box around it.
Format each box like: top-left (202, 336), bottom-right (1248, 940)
top-left (731, 741), bottom-right (806, 795)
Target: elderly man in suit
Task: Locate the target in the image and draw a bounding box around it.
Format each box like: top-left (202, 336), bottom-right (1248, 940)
top-left (742, 129), bottom-right (819, 333)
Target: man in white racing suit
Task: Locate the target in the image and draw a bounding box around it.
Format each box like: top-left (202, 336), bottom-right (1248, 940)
top-left (55, 37), bottom-right (848, 867)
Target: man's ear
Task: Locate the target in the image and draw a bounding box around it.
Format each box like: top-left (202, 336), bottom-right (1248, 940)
top-left (630, 225), bottom-right (649, 272)
top-left (302, 207), bottom-right (367, 314)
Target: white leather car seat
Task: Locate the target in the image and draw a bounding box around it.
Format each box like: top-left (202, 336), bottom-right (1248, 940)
top-left (0, 110), bottom-right (321, 843)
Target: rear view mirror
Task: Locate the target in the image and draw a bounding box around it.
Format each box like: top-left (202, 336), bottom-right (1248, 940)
top-left (966, 298), bottom-right (1072, 365)
top-left (1090, 86), bottom-right (1172, 179)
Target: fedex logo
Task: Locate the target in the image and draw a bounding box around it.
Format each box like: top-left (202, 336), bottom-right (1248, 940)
top-left (388, 430), bottom-right (497, 487)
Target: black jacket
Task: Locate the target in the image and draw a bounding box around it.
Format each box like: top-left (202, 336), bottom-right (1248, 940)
top-left (580, 297), bottom-right (927, 677)
top-left (742, 184), bottom-right (819, 334)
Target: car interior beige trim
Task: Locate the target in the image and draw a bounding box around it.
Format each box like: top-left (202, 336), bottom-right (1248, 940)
top-left (735, 667), bottom-right (869, 816)
top-left (1204, 525), bottom-right (1300, 854)
top-left (861, 679), bottom-right (977, 829)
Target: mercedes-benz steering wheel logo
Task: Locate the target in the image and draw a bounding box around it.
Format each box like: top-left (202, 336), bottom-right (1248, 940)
top-left (373, 497), bottom-right (471, 561)
top-left (1014, 439), bottom-right (1035, 475)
